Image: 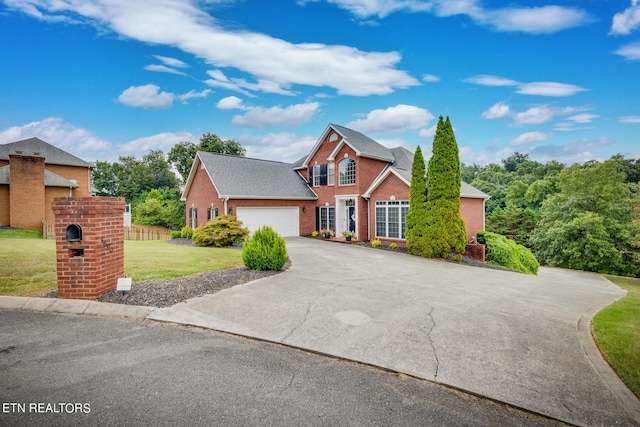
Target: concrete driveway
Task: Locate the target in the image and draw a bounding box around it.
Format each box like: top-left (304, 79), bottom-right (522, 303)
top-left (149, 237), bottom-right (640, 426)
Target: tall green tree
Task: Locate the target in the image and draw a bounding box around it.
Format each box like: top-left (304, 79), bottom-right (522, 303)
top-left (168, 133), bottom-right (246, 182)
top-left (422, 116), bottom-right (467, 258)
top-left (133, 189), bottom-right (185, 230)
top-left (406, 146), bottom-right (429, 256)
top-left (530, 161), bottom-right (640, 276)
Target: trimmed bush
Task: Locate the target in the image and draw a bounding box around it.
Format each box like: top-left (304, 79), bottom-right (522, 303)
top-left (192, 215), bottom-right (249, 247)
top-left (242, 226), bottom-right (288, 271)
top-left (170, 231), bottom-right (182, 239)
top-left (477, 231), bottom-right (539, 275)
top-left (371, 239), bottom-right (382, 248)
top-left (181, 226), bottom-right (193, 239)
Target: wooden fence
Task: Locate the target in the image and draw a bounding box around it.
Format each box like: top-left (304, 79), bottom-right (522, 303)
top-left (42, 221), bottom-right (173, 241)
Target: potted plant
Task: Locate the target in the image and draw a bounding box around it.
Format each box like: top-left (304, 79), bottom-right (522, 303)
top-left (320, 228), bottom-right (334, 239)
top-left (342, 230), bottom-right (356, 241)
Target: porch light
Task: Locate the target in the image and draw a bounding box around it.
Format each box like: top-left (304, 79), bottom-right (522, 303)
top-left (228, 207), bottom-right (233, 214)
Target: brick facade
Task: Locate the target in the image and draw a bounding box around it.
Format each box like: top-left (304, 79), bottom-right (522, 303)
top-left (184, 124), bottom-right (487, 245)
top-left (1, 153), bottom-right (93, 229)
top-left (9, 154), bottom-right (46, 230)
top-left (52, 197), bottom-right (125, 300)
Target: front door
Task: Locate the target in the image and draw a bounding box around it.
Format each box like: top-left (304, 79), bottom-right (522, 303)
top-left (347, 206), bottom-right (356, 233)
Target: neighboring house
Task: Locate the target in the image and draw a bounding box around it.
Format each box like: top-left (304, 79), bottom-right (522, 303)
top-left (182, 124), bottom-right (489, 245)
top-left (0, 137), bottom-right (95, 230)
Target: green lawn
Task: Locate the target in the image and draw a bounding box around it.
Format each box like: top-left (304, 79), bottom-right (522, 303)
top-left (592, 275), bottom-right (640, 399)
top-left (0, 233), bottom-right (244, 297)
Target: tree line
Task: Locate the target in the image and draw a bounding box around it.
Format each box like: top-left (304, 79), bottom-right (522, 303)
top-left (464, 152), bottom-right (640, 277)
top-left (92, 133), bottom-right (244, 230)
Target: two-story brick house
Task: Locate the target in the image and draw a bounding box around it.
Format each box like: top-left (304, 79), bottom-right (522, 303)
top-left (182, 123), bottom-right (489, 245)
top-left (0, 137), bottom-right (95, 230)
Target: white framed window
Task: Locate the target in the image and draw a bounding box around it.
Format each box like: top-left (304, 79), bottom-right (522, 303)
top-left (375, 201), bottom-right (409, 239)
top-left (339, 158), bottom-right (356, 185)
top-left (319, 206), bottom-right (335, 231)
top-left (327, 162), bottom-right (335, 186)
top-left (313, 164), bottom-right (322, 187)
top-left (190, 207), bottom-right (198, 229)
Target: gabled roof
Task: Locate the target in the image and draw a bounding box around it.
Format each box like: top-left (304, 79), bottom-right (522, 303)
top-left (0, 165), bottom-right (79, 188)
top-left (0, 137), bottom-right (93, 168)
top-left (298, 124), bottom-right (395, 169)
top-left (364, 148), bottom-right (490, 199)
top-left (182, 152), bottom-right (317, 201)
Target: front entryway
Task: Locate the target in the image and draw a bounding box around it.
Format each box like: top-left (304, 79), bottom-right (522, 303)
top-left (336, 197), bottom-right (357, 237)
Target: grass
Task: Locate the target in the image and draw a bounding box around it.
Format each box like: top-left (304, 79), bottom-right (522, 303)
top-left (0, 231), bottom-right (244, 297)
top-left (0, 228), bottom-right (43, 239)
top-left (592, 275), bottom-right (640, 399)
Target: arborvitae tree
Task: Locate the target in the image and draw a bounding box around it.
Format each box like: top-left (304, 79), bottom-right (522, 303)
top-left (405, 146), bottom-right (428, 256)
top-left (422, 116), bottom-right (467, 258)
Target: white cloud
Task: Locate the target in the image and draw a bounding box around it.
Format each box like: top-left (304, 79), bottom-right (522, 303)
top-left (240, 132), bottom-right (317, 163)
top-left (466, 76), bottom-right (587, 97)
top-left (567, 113), bottom-right (598, 124)
top-left (119, 131), bottom-right (194, 156)
top-left (619, 115), bottom-right (640, 123)
top-left (614, 42), bottom-right (640, 60)
top-left (516, 82), bottom-right (587, 97)
top-left (144, 64), bottom-right (187, 75)
top-left (512, 105), bottom-right (587, 127)
top-left (419, 124), bottom-right (437, 139)
top-left (480, 6), bottom-right (591, 34)
top-left (464, 75), bottom-right (519, 86)
top-left (177, 89), bottom-right (211, 103)
top-left (610, 0), bottom-right (640, 35)
top-left (482, 102), bottom-right (511, 119)
top-left (230, 102), bottom-right (321, 129)
top-left (217, 96), bottom-right (246, 110)
top-left (7, 0), bottom-right (418, 97)
top-left (0, 117), bottom-right (111, 162)
top-left (118, 84), bottom-right (175, 109)
top-left (346, 104), bottom-right (434, 133)
top-left (510, 131), bottom-right (551, 146)
top-left (152, 55), bottom-right (188, 68)
top-left (313, 0), bottom-right (591, 34)
top-left (422, 74), bottom-right (440, 82)
top-left (530, 138), bottom-right (614, 164)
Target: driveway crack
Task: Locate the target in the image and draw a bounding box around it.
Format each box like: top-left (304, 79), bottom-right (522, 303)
top-left (424, 305), bottom-right (439, 381)
top-left (281, 303), bottom-right (311, 343)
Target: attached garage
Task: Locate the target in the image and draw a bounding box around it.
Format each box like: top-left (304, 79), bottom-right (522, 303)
top-left (236, 207), bottom-right (299, 237)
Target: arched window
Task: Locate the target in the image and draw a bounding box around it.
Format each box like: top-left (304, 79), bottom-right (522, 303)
top-left (339, 158), bottom-right (356, 185)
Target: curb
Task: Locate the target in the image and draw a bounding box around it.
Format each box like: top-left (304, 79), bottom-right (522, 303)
top-left (0, 296), bottom-right (155, 320)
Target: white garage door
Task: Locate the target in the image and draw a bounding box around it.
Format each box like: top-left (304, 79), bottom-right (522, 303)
top-left (236, 207), bottom-right (299, 237)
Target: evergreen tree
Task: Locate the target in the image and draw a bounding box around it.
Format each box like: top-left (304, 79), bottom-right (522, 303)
top-left (405, 146), bottom-right (428, 256)
top-left (422, 116), bottom-right (467, 258)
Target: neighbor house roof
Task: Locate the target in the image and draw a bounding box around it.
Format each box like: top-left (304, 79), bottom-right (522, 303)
top-left (182, 152), bottom-right (318, 201)
top-left (0, 165), bottom-right (79, 187)
top-left (0, 137), bottom-right (94, 168)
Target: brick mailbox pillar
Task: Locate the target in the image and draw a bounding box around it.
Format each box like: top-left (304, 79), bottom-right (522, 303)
top-left (52, 197), bottom-right (125, 300)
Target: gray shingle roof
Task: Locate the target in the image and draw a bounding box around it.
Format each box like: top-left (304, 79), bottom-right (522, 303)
top-left (331, 124), bottom-right (395, 162)
top-left (0, 165), bottom-right (79, 187)
top-left (197, 152), bottom-right (317, 199)
top-left (0, 137), bottom-right (93, 168)
top-left (368, 148), bottom-right (489, 199)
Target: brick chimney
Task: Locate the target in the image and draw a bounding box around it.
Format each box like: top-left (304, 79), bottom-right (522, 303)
top-left (9, 154), bottom-right (45, 230)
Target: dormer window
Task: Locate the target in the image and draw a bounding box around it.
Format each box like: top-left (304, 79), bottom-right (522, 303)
top-left (339, 158), bottom-right (356, 185)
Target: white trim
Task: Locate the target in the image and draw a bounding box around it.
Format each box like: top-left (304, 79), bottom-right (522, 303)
top-left (363, 166), bottom-right (410, 198)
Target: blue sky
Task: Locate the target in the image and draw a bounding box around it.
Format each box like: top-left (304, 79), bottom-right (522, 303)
top-left (1, 0), bottom-right (639, 166)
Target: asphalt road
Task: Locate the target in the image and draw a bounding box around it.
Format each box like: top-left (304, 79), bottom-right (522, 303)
top-left (0, 311), bottom-right (566, 427)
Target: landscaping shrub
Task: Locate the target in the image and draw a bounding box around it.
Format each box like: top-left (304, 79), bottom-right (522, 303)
top-left (389, 242), bottom-right (398, 250)
top-left (170, 231), bottom-right (182, 239)
top-left (192, 215), bottom-right (249, 247)
top-left (181, 226), bottom-right (193, 239)
top-left (371, 239), bottom-right (382, 248)
top-left (242, 226), bottom-right (288, 271)
top-left (477, 231), bottom-right (539, 275)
